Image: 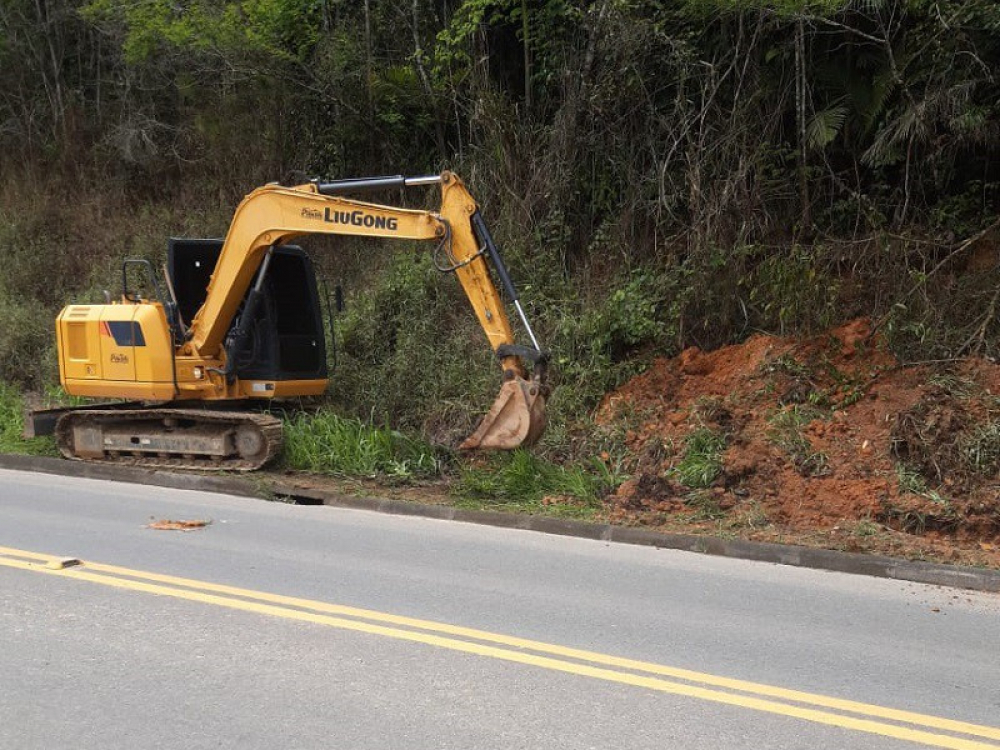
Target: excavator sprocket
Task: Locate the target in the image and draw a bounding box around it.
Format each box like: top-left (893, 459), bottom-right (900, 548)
top-left (55, 409), bottom-right (283, 472)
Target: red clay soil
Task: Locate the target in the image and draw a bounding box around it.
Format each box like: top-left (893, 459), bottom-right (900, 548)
top-left (597, 319), bottom-right (1000, 568)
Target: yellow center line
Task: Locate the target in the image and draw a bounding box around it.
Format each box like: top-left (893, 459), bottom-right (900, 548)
top-left (2, 544), bottom-right (994, 742)
top-left (1, 547), bottom-right (997, 750)
top-left (0, 547), bottom-right (53, 562)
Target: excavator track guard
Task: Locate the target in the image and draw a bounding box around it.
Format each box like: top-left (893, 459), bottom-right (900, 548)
top-left (55, 409), bottom-right (283, 471)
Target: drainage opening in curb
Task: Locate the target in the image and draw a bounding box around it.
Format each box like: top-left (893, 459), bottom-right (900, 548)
top-left (274, 493), bottom-right (324, 506)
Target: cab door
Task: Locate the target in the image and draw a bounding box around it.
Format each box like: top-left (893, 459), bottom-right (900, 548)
top-left (99, 308), bottom-right (139, 381)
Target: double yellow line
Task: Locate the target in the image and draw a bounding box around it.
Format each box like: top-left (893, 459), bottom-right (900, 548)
top-left (1, 544), bottom-right (997, 749)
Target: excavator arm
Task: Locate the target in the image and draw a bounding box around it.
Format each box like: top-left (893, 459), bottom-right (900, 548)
top-left (184, 171), bottom-right (547, 449)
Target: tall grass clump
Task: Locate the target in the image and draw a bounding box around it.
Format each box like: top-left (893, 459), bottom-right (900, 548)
top-left (671, 428), bottom-right (727, 489)
top-left (283, 410), bottom-right (445, 478)
top-left (961, 420), bottom-right (1000, 478)
top-left (0, 383), bottom-right (57, 455)
top-left (455, 449), bottom-right (618, 513)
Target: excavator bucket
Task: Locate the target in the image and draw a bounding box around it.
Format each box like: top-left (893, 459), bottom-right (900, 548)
top-left (460, 375), bottom-right (547, 450)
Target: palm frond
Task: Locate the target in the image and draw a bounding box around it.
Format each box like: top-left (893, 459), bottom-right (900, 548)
top-left (806, 102), bottom-right (849, 150)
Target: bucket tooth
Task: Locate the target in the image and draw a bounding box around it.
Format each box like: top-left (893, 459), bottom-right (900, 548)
top-left (460, 376), bottom-right (546, 450)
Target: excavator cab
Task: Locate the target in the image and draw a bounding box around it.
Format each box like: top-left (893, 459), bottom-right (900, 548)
top-left (168, 239), bottom-right (329, 385)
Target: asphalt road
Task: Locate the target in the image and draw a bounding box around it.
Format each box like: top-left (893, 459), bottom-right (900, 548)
top-left (1, 467), bottom-right (998, 750)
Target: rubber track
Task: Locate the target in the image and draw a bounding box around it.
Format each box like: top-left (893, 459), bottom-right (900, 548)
top-left (55, 409), bottom-right (283, 472)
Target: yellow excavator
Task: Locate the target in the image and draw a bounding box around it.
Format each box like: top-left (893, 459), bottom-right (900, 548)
top-left (31, 171), bottom-right (548, 470)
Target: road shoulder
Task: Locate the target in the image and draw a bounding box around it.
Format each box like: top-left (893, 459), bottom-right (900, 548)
top-left (2, 452), bottom-right (998, 593)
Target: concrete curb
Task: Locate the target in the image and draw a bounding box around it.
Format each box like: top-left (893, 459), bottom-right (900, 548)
top-left (3, 453), bottom-right (999, 593)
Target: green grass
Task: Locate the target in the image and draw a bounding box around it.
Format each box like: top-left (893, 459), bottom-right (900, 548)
top-left (729, 500), bottom-right (769, 530)
top-left (283, 410), bottom-right (446, 479)
top-left (453, 449), bottom-right (619, 516)
top-left (927, 373), bottom-right (979, 399)
top-left (0, 383), bottom-right (57, 455)
top-left (851, 518), bottom-right (882, 538)
top-left (961, 420), bottom-right (1000, 477)
top-left (762, 352), bottom-right (810, 379)
top-left (895, 463), bottom-right (946, 504)
top-left (280, 409), bottom-right (625, 516)
top-left (888, 463), bottom-right (958, 534)
top-left (766, 406), bottom-right (829, 477)
top-left (671, 428), bottom-right (727, 489)
top-left (684, 489), bottom-right (727, 521)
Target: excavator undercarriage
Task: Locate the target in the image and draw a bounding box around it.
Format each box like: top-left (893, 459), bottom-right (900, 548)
top-left (54, 408), bottom-right (282, 471)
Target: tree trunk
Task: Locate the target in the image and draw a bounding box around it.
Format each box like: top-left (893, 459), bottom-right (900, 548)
top-left (795, 16), bottom-right (811, 233)
top-left (522, 0), bottom-right (531, 117)
top-left (412, 0), bottom-right (447, 162)
top-left (364, 0), bottom-right (375, 164)
top-left (32, 0), bottom-right (65, 142)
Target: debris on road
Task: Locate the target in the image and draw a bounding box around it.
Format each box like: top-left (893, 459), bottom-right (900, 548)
top-left (146, 519), bottom-right (211, 531)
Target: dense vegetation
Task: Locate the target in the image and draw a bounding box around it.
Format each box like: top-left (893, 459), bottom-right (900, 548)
top-left (2, 0), bottom-right (999, 469)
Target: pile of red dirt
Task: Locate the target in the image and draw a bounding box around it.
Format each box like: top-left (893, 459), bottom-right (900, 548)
top-left (597, 319), bottom-right (1000, 566)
